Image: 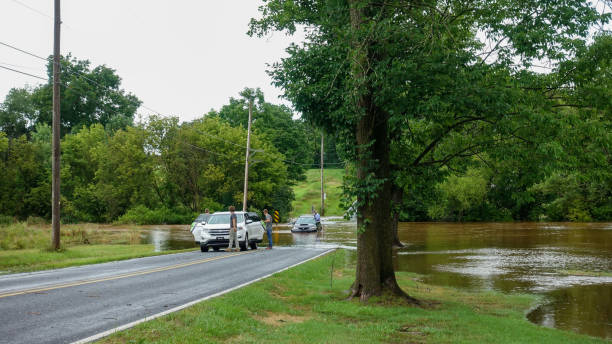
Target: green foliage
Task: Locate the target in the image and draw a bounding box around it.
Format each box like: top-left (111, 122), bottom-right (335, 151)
top-left (0, 54), bottom-right (140, 138)
top-left (0, 88), bottom-right (36, 138)
top-left (249, 0), bottom-right (611, 231)
top-left (115, 205), bottom-right (196, 225)
top-left (209, 87), bottom-right (334, 181)
top-left (429, 167), bottom-right (489, 221)
top-left (0, 84), bottom-right (299, 224)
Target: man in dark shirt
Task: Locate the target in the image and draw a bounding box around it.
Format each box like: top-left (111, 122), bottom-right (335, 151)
top-left (228, 206), bottom-right (238, 252)
top-left (263, 209), bottom-right (273, 249)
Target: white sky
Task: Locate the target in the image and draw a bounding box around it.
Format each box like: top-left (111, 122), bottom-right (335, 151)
top-left (0, 0), bottom-right (304, 122)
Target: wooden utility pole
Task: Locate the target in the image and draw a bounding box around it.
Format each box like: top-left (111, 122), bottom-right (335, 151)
top-left (51, 0), bottom-right (61, 250)
top-left (242, 99), bottom-right (253, 212)
top-left (320, 133), bottom-right (324, 216)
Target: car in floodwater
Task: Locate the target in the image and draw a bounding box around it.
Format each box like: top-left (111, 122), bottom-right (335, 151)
top-left (199, 211), bottom-right (264, 252)
top-left (291, 215), bottom-right (318, 233)
top-left (190, 213), bottom-right (211, 244)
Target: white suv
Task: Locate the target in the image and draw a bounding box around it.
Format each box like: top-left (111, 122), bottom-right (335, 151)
top-left (200, 211), bottom-right (264, 252)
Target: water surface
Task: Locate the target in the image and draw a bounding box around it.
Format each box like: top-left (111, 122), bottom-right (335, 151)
top-left (130, 221), bottom-right (612, 339)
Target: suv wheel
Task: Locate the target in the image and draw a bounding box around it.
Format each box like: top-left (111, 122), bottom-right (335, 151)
top-left (249, 239), bottom-right (257, 250)
top-left (200, 244), bottom-right (209, 252)
top-left (240, 234), bottom-right (248, 251)
top-left (213, 246), bottom-right (220, 252)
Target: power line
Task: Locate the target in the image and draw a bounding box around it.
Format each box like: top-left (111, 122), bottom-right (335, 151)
top-left (0, 41), bottom-right (47, 61)
top-left (0, 64), bottom-right (46, 80)
top-left (0, 41), bottom-right (346, 168)
top-left (11, 0), bottom-right (54, 20)
top-left (0, 61), bottom-right (43, 71)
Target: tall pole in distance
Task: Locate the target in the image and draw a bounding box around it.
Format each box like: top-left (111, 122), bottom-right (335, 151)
top-left (320, 133), bottom-right (324, 216)
top-left (242, 99), bottom-right (253, 212)
top-left (51, 0), bottom-right (61, 250)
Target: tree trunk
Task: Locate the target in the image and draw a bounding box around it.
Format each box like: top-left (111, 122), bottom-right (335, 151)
top-left (348, 0), bottom-right (418, 304)
top-left (391, 184), bottom-right (404, 248)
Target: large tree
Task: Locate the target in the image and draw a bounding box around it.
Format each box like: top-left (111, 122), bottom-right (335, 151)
top-left (1, 54), bottom-right (141, 137)
top-left (250, 0), bottom-right (608, 301)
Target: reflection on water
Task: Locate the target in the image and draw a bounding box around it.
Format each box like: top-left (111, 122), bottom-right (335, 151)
top-left (527, 284), bottom-right (612, 339)
top-left (132, 220), bottom-right (611, 339)
top-left (139, 225), bottom-right (197, 251)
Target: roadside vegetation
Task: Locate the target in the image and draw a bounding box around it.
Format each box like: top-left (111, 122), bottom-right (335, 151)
top-left (0, 222), bottom-right (194, 274)
top-left (97, 250), bottom-right (606, 344)
top-left (291, 169), bottom-right (345, 217)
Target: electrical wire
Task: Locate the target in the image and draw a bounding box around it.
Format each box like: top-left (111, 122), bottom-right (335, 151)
top-left (0, 64), bottom-right (46, 80)
top-left (11, 0), bottom-right (54, 21)
top-left (0, 41), bottom-right (47, 61)
top-left (0, 41), bottom-right (346, 168)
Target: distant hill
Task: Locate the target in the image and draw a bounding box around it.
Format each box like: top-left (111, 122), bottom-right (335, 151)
top-left (291, 169), bottom-right (345, 217)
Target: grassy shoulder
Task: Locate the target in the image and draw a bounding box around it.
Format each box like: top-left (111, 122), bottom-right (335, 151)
top-left (0, 245), bottom-right (195, 274)
top-left (0, 222), bottom-right (195, 274)
top-left (292, 169), bottom-right (345, 217)
top-left (98, 250), bottom-right (605, 344)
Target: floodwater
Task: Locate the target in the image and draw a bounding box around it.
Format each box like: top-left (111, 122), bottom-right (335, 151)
top-left (136, 220), bottom-right (612, 339)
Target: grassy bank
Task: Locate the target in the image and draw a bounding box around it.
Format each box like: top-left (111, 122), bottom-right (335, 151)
top-left (292, 169), bottom-right (345, 217)
top-left (0, 223), bottom-right (195, 274)
top-left (0, 245), bottom-right (196, 274)
top-left (98, 250), bottom-right (604, 344)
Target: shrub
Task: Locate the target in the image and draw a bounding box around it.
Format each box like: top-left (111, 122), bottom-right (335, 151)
top-left (0, 215), bottom-right (14, 226)
top-left (115, 205), bottom-right (196, 225)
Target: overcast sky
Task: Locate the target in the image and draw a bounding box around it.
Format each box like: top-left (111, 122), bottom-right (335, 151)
top-left (0, 0), bottom-right (304, 122)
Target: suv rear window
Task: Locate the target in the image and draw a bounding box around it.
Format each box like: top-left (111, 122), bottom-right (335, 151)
top-left (207, 214), bottom-right (244, 225)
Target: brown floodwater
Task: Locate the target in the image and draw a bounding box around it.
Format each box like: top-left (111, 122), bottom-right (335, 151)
top-left (135, 220), bottom-right (612, 339)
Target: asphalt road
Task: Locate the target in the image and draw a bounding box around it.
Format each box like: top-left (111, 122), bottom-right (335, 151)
top-left (0, 247), bottom-right (332, 344)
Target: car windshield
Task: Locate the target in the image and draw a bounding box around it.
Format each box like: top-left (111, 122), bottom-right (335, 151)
top-left (195, 214), bottom-right (210, 223)
top-left (207, 214), bottom-right (244, 225)
top-left (297, 217), bottom-right (316, 224)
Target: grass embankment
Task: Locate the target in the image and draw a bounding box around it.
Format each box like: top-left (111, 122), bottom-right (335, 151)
top-left (98, 250), bottom-right (604, 344)
top-left (0, 223), bottom-right (195, 274)
top-left (292, 169), bottom-right (345, 217)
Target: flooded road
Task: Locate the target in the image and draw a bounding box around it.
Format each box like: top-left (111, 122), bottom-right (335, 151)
top-left (134, 220), bottom-right (612, 339)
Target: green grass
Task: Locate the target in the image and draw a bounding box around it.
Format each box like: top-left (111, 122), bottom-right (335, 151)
top-left (98, 250), bottom-right (605, 344)
top-left (0, 222), bottom-right (196, 274)
top-left (0, 222), bottom-right (146, 250)
top-left (0, 245), bottom-right (195, 274)
top-left (292, 169), bottom-right (345, 217)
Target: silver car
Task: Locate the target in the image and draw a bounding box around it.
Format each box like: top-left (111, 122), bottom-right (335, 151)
top-left (200, 211), bottom-right (264, 252)
top-left (291, 215), bottom-right (318, 232)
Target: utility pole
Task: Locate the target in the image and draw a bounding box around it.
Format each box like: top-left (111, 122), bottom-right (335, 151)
top-left (320, 133), bottom-right (324, 216)
top-left (242, 98), bottom-right (253, 212)
top-left (51, 0), bottom-right (61, 250)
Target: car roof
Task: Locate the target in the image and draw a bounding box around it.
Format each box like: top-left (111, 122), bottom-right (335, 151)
top-left (211, 211), bottom-right (247, 215)
top-left (298, 215), bottom-right (313, 217)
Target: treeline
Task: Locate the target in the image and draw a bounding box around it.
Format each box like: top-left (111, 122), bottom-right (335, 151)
top-left (2, 43), bottom-right (611, 224)
top-left (0, 56), bottom-right (339, 224)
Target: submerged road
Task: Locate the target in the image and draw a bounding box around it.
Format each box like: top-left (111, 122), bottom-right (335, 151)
top-left (0, 247), bottom-right (332, 344)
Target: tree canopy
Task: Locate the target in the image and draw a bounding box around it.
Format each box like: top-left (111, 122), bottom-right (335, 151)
top-left (249, 0), bottom-right (611, 301)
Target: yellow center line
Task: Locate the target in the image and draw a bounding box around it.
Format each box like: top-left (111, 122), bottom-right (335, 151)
top-left (0, 251), bottom-right (254, 299)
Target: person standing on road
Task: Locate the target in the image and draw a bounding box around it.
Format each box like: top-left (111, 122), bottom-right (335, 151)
top-left (263, 209), bottom-right (273, 249)
top-left (228, 206), bottom-right (238, 252)
top-left (314, 210), bottom-right (321, 231)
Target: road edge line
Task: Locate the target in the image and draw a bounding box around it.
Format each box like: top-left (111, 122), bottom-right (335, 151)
top-left (71, 248), bottom-right (335, 344)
